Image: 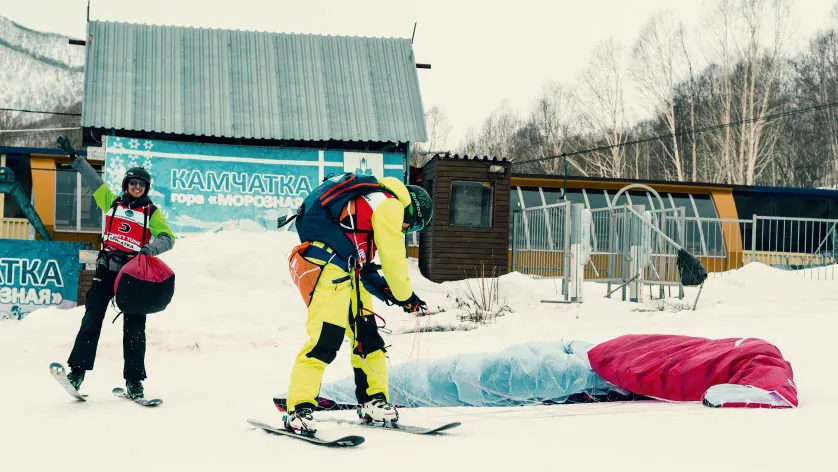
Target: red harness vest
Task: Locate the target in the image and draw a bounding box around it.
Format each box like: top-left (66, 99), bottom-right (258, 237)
top-left (338, 192), bottom-right (394, 266)
top-left (103, 201), bottom-right (154, 254)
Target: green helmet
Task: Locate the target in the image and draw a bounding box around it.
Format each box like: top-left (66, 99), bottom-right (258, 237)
top-left (403, 185), bottom-right (433, 233)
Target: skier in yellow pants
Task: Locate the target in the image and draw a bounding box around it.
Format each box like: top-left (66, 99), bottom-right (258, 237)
top-left (286, 261), bottom-right (387, 413)
top-left (283, 173), bottom-right (433, 435)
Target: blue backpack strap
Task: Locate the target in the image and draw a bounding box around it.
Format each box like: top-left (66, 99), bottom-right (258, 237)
top-left (300, 241), bottom-right (349, 271)
top-left (294, 173), bottom-right (388, 264)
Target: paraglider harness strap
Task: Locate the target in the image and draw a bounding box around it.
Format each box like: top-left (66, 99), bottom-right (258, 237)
top-left (291, 243), bottom-right (379, 356)
top-left (107, 202), bottom-right (151, 324)
top-left (349, 255), bottom-right (365, 357)
top-left (347, 255), bottom-right (390, 358)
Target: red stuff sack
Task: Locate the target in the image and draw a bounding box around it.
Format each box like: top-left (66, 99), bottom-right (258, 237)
top-left (114, 254), bottom-right (175, 314)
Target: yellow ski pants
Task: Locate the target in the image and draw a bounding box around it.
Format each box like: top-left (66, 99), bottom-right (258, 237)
top-left (286, 262), bottom-right (389, 413)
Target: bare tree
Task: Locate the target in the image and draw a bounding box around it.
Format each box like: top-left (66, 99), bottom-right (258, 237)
top-left (629, 12), bottom-right (689, 181)
top-left (701, 0), bottom-right (793, 185)
top-left (410, 105), bottom-right (453, 167)
top-left (678, 28), bottom-right (700, 181)
top-left (701, 0), bottom-right (737, 183)
top-left (576, 39), bottom-right (629, 178)
top-left (510, 82), bottom-right (585, 174)
top-left (783, 21), bottom-right (838, 187)
top-left (456, 128), bottom-right (482, 157)
top-left (819, 3), bottom-right (838, 187)
top-left (454, 100), bottom-right (522, 160)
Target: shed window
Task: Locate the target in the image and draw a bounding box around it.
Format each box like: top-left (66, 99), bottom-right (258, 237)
top-left (450, 181), bottom-right (493, 228)
top-left (54, 164), bottom-right (103, 232)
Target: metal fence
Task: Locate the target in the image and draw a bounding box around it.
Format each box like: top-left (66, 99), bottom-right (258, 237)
top-left (510, 200), bottom-right (838, 302)
top-left (510, 201), bottom-right (571, 279)
top-left (746, 216), bottom-right (838, 279)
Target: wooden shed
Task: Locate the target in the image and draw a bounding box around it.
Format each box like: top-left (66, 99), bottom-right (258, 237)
top-left (418, 154), bottom-right (511, 282)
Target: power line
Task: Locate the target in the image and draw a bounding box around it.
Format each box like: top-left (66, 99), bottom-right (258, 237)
top-left (0, 107), bottom-right (81, 116)
top-left (526, 100), bottom-right (838, 165)
top-left (0, 127), bottom-right (81, 134)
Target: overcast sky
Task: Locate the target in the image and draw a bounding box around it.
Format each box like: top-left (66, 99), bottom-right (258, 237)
top-left (3, 0), bottom-right (836, 147)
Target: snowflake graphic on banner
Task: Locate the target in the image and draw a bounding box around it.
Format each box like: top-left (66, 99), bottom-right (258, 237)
top-left (105, 154), bottom-right (129, 194)
top-left (125, 154), bottom-right (141, 169)
top-left (105, 136), bottom-right (158, 195)
top-left (141, 156), bottom-right (154, 175)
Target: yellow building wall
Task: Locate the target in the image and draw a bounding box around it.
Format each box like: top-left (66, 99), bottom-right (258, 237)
top-left (710, 190), bottom-right (744, 270)
top-left (29, 155), bottom-right (101, 247)
top-left (29, 157), bottom-right (55, 240)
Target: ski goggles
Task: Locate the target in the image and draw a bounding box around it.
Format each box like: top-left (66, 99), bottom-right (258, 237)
top-left (128, 179), bottom-right (148, 188)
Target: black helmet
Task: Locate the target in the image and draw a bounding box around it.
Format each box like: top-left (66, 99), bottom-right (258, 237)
top-left (403, 184), bottom-right (433, 233)
top-left (122, 167), bottom-right (151, 196)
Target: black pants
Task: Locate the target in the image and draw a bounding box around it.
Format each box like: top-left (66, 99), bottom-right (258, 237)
top-left (67, 264), bottom-right (147, 381)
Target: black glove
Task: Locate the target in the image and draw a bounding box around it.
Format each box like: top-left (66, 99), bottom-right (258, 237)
top-left (397, 292), bottom-right (427, 314)
top-left (139, 245), bottom-right (154, 256)
top-left (56, 136), bottom-right (78, 159)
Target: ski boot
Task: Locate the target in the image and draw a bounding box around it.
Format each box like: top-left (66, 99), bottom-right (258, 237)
top-left (126, 379), bottom-right (144, 400)
top-left (358, 393), bottom-right (399, 423)
top-left (67, 368), bottom-right (85, 391)
top-left (284, 407), bottom-right (317, 436)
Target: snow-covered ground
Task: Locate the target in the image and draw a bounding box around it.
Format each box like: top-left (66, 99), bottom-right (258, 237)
top-left (1, 231), bottom-right (835, 471)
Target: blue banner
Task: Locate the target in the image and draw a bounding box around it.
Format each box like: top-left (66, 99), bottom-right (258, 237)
top-left (102, 136), bottom-right (405, 237)
top-left (0, 240), bottom-right (83, 320)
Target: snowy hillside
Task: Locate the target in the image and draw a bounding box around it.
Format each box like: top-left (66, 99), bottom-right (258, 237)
top-left (1, 230), bottom-right (836, 471)
top-left (0, 15), bottom-right (83, 123)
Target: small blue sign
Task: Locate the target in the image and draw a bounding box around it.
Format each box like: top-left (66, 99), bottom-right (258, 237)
top-left (0, 240), bottom-right (83, 320)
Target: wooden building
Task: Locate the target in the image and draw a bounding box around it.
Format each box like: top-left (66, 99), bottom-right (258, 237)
top-left (418, 154), bottom-right (511, 282)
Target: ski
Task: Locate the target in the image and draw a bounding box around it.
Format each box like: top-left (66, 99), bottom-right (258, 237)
top-left (112, 387), bottom-right (163, 407)
top-left (271, 397), bottom-right (460, 435)
top-left (247, 419), bottom-right (365, 447)
top-left (319, 416), bottom-right (461, 435)
top-left (49, 362), bottom-right (88, 401)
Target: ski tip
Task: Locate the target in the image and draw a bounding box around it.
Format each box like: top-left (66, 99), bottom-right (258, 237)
top-left (426, 421), bottom-right (462, 433)
top-left (112, 387), bottom-right (162, 406)
top-left (336, 435), bottom-right (365, 446)
top-left (247, 419), bottom-right (365, 447)
top-left (49, 362), bottom-right (65, 372)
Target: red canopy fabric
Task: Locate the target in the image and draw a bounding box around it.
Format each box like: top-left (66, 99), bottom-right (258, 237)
top-left (587, 334), bottom-right (798, 408)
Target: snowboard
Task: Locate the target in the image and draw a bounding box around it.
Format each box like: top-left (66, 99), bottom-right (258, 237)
top-left (49, 362), bottom-right (88, 401)
top-left (112, 387), bottom-right (163, 407)
top-left (247, 418), bottom-right (365, 447)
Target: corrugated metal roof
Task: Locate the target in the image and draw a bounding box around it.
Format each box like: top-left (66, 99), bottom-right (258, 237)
top-left (82, 20), bottom-right (427, 143)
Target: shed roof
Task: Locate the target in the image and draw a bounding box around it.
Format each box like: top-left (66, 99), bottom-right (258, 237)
top-left (82, 20), bottom-right (428, 143)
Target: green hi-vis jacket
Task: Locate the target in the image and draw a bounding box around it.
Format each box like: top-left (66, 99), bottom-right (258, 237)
top-left (70, 157), bottom-right (175, 271)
